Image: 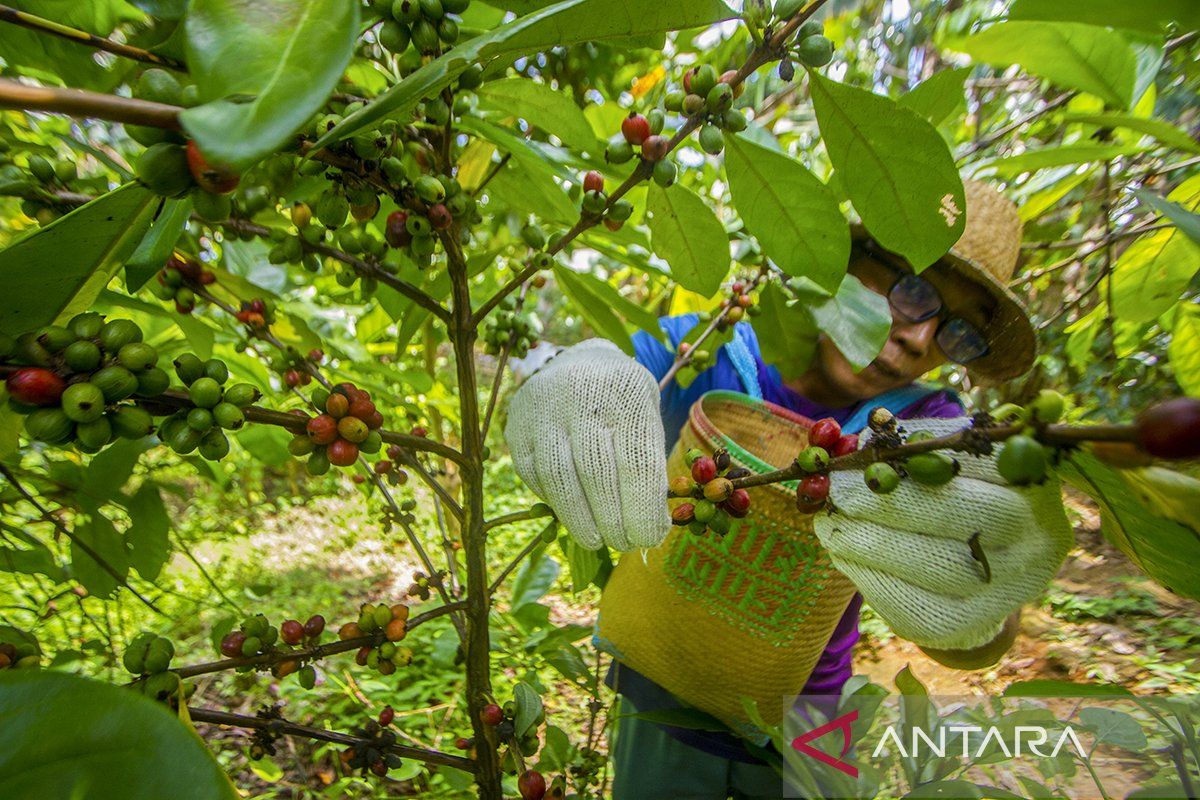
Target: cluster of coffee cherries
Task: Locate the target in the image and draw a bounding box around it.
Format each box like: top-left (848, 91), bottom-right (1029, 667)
top-left (13, 152), bottom-right (76, 224)
top-left (123, 632), bottom-right (190, 702)
top-left (289, 383), bottom-right (385, 474)
top-left (340, 706), bottom-right (404, 778)
top-left (776, 19), bottom-right (836, 82)
top-left (669, 448), bottom-right (753, 536)
top-left (0, 635), bottom-right (40, 670)
top-left (481, 295), bottom-right (541, 359)
top-left (990, 392), bottom-right (1069, 486)
top-left (146, 255), bottom-right (217, 314)
top-left (233, 298), bottom-right (277, 330)
top-left (157, 354), bottom-right (259, 460)
top-left (663, 65), bottom-right (747, 156)
top-left (4, 314), bottom-right (167, 452)
top-left (575, 170), bottom-right (635, 230)
top-left (383, 175), bottom-right (478, 270)
top-left (268, 346), bottom-right (323, 388)
top-left (792, 418), bottom-right (858, 512)
top-left (716, 279), bottom-right (760, 329)
top-left (407, 569), bottom-right (441, 601)
top-left (219, 613), bottom-right (326, 686)
top-left (371, 0), bottom-right (469, 55)
top-left (338, 602), bottom-right (413, 675)
top-left (480, 698), bottom-right (546, 777)
top-left (366, 445), bottom-right (412, 487)
top-left (606, 110), bottom-right (676, 187)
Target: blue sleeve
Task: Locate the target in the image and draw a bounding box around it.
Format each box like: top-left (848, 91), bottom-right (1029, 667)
top-left (632, 314), bottom-right (749, 453)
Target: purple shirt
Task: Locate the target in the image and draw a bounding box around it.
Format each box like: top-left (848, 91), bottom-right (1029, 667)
top-left (604, 314), bottom-right (963, 762)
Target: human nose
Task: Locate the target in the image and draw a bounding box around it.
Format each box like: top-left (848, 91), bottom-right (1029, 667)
top-left (892, 315), bottom-right (940, 359)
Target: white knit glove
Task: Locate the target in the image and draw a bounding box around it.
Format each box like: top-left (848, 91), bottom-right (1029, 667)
top-left (504, 339), bottom-right (670, 551)
top-left (813, 418), bottom-right (1073, 651)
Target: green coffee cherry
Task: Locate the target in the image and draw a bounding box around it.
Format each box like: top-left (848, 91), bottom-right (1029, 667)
top-left (414, 175), bottom-right (446, 203)
top-left (223, 383), bottom-right (260, 407)
top-left (64, 340), bottom-right (103, 372)
top-left (795, 446), bottom-right (829, 473)
top-left (905, 452), bottom-right (958, 486)
top-left (118, 342), bottom-right (158, 372)
top-left (62, 383), bottom-right (106, 423)
top-left (136, 367), bottom-right (171, 397)
top-left (796, 35), bottom-right (834, 68)
top-left (187, 407), bottom-right (214, 432)
top-left (698, 125), bottom-right (724, 155)
top-left (864, 462), bottom-right (900, 494)
top-left (25, 408), bottom-right (74, 443)
top-left (137, 69), bottom-right (183, 105)
top-left (27, 155), bottom-right (55, 184)
top-left (379, 20), bottom-right (411, 52)
top-left (193, 190), bottom-right (232, 222)
top-left (136, 144), bottom-right (194, 198)
top-left (996, 435), bottom-right (1048, 486)
top-left (198, 429), bottom-right (230, 460)
top-left (100, 319), bottom-right (142, 354)
top-left (1029, 390), bottom-right (1065, 424)
top-left (111, 406), bottom-right (154, 439)
top-left (76, 417), bottom-right (113, 449)
top-left (188, 377), bottom-right (223, 408)
top-left (68, 312), bottom-right (105, 340)
top-left (606, 139), bottom-right (634, 164)
top-left (652, 159), bottom-right (677, 187)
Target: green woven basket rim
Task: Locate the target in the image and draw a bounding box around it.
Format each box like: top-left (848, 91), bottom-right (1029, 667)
top-left (687, 390), bottom-right (814, 492)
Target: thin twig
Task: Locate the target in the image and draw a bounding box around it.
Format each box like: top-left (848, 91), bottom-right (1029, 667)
top-left (470, 152), bottom-right (511, 197)
top-left (0, 78), bottom-right (182, 129)
top-left (487, 521), bottom-right (556, 596)
top-left (0, 4), bottom-right (186, 70)
top-left (481, 505), bottom-right (555, 534)
top-left (957, 92), bottom-right (1073, 160)
top-left (189, 706), bottom-right (474, 772)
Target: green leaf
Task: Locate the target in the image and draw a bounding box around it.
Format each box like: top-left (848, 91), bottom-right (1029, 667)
top-left (975, 144), bottom-right (1143, 178)
top-left (181, 0), bottom-right (361, 169)
top-left (316, 0), bottom-right (733, 148)
top-left (126, 197), bottom-right (191, 291)
top-left (126, 483), bottom-right (170, 582)
top-left (0, 184), bottom-right (157, 337)
top-left (513, 681), bottom-right (544, 738)
top-left (0, 670), bottom-right (237, 799)
top-left (808, 274), bottom-right (891, 372)
top-left (753, 282), bottom-right (817, 380)
top-left (130, 0), bottom-right (189, 20)
top-left (1118, 466), bottom-right (1200, 535)
top-left (541, 644), bottom-right (589, 683)
top-left (645, 183), bottom-right (730, 297)
top-left (949, 22), bottom-right (1138, 109)
top-left (1134, 189), bottom-right (1200, 244)
top-left (1078, 707), bottom-right (1147, 750)
top-left (724, 134), bottom-right (849, 292)
top-left (1058, 451), bottom-right (1200, 601)
top-left (1111, 175), bottom-right (1200, 323)
top-left (236, 424), bottom-right (292, 466)
top-left (70, 512), bottom-right (130, 599)
top-left (1169, 303), bottom-right (1200, 397)
top-left (458, 117), bottom-right (579, 223)
top-left (1008, 0), bottom-right (1200, 36)
top-left (551, 264), bottom-right (634, 354)
top-left (0, 534), bottom-right (63, 581)
top-left (809, 73), bottom-right (964, 271)
top-left (1065, 113), bottom-right (1200, 155)
top-left (898, 67), bottom-right (970, 128)
top-left (476, 78), bottom-right (599, 151)
top-left (80, 439), bottom-right (146, 504)
top-left (564, 537), bottom-right (599, 592)
top-left (510, 546), bottom-right (559, 609)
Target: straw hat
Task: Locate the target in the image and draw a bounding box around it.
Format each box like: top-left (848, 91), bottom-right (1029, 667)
top-left (850, 180), bottom-right (1035, 381)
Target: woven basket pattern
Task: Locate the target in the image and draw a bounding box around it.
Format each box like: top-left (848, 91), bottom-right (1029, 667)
top-left (596, 391), bottom-right (857, 735)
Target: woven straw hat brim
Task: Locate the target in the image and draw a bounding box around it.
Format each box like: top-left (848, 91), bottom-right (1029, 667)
top-left (848, 225), bottom-right (1036, 382)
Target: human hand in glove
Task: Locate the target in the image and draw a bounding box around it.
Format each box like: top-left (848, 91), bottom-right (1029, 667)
top-left (504, 339), bottom-right (670, 551)
top-left (812, 417), bottom-right (1073, 652)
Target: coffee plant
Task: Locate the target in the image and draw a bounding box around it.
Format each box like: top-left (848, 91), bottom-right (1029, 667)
top-left (0, 0), bottom-right (1198, 798)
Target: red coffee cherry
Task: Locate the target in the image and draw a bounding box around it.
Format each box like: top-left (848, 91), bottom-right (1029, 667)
top-left (186, 140), bottom-right (240, 194)
top-left (809, 418), bottom-right (842, 451)
top-left (583, 170), bottom-right (604, 193)
top-left (348, 396), bottom-right (376, 421)
top-left (220, 630), bottom-right (247, 658)
top-left (671, 503), bottom-right (696, 525)
top-left (1136, 398), bottom-right (1200, 460)
top-left (724, 488), bottom-right (751, 516)
top-left (640, 135), bottom-right (670, 162)
top-left (303, 614), bottom-right (326, 638)
top-left (519, 770), bottom-right (547, 800)
top-left (326, 393), bottom-right (350, 419)
top-left (831, 435), bottom-right (858, 457)
top-left (621, 113), bottom-right (650, 145)
top-left (327, 438), bottom-right (359, 467)
top-left (284, 369), bottom-right (302, 388)
top-left (307, 414), bottom-right (339, 445)
top-left (379, 705), bottom-right (395, 726)
top-left (385, 210), bottom-right (411, 248)
top-left (308, 349), bottom-right (324, 363)
top-left (428, 203), bottom-right (453, 230)
top-left (690, 456), bottom-right (718, 484)
top-left (6, 368), bottom-right (66, 407)
top-left (797, 473), bottom-right (831, 505)
top-left (280, 619), bottom-right (304, 645)
top-left (481, 703), bottom-right (504, 726)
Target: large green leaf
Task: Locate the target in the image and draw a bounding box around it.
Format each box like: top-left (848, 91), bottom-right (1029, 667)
top-left (546, 264), bottom-right (662, 343)
top-left (0, 183), bottom-right (157, 337)
top-left (476, 78), bottom-right (600, 152)
top-left (1169, 303), bottom-right (1200, 397)
top-left (724, 134), bottom-right (849, 292)
top-left (126, 482), bottom-right (171, 582)
top-left (125, 197), bottom-right (191, 291)
top-left (0, 670), bottom-right (237, 799)
top-left (0, 527), bottom-right (63, 580)
top-left (316, 0), bottom-right (733, 148)
top-left (1135, 189), bottom-right (1200, 245)
top-left (1008, 0), bottom-right (1200, 36)
top-left (181, 0), bottom-right (361, 169)
top-left (809, 73), bottom-right (964, 272)
top-left (1111, 175), bottom-right (1200, 323)
top-left (70, 512), bottom-right (129, 598)
top-left (1058, 452), bottom-right (1200, 601)
top-left (1064, 113), bottom-right (1200, 155)
top-left (645, 182), bottom-right (730, 297)
top-left (0, 1), bottom-right (142, 89)
top-left (949, 22), bottom-right (1138, 109)
top-left (809, 274), bottom-right (892, 372)
top-left (753, 282), bottom-right (817, 380)
top-left (457, 118), bottom-right (579, 223)
top-left (551, 264), bottom-right (634, 354)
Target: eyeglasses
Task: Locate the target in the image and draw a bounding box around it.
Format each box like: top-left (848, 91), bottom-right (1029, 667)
top-left (856, 239), bottom-right (990, 366)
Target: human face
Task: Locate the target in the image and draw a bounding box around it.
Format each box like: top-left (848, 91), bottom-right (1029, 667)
top-left (791, 251), bottom-right (996, 407)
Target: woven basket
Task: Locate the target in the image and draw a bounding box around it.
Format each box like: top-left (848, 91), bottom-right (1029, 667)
top-left (596, 390), bottom-right (857, 739)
